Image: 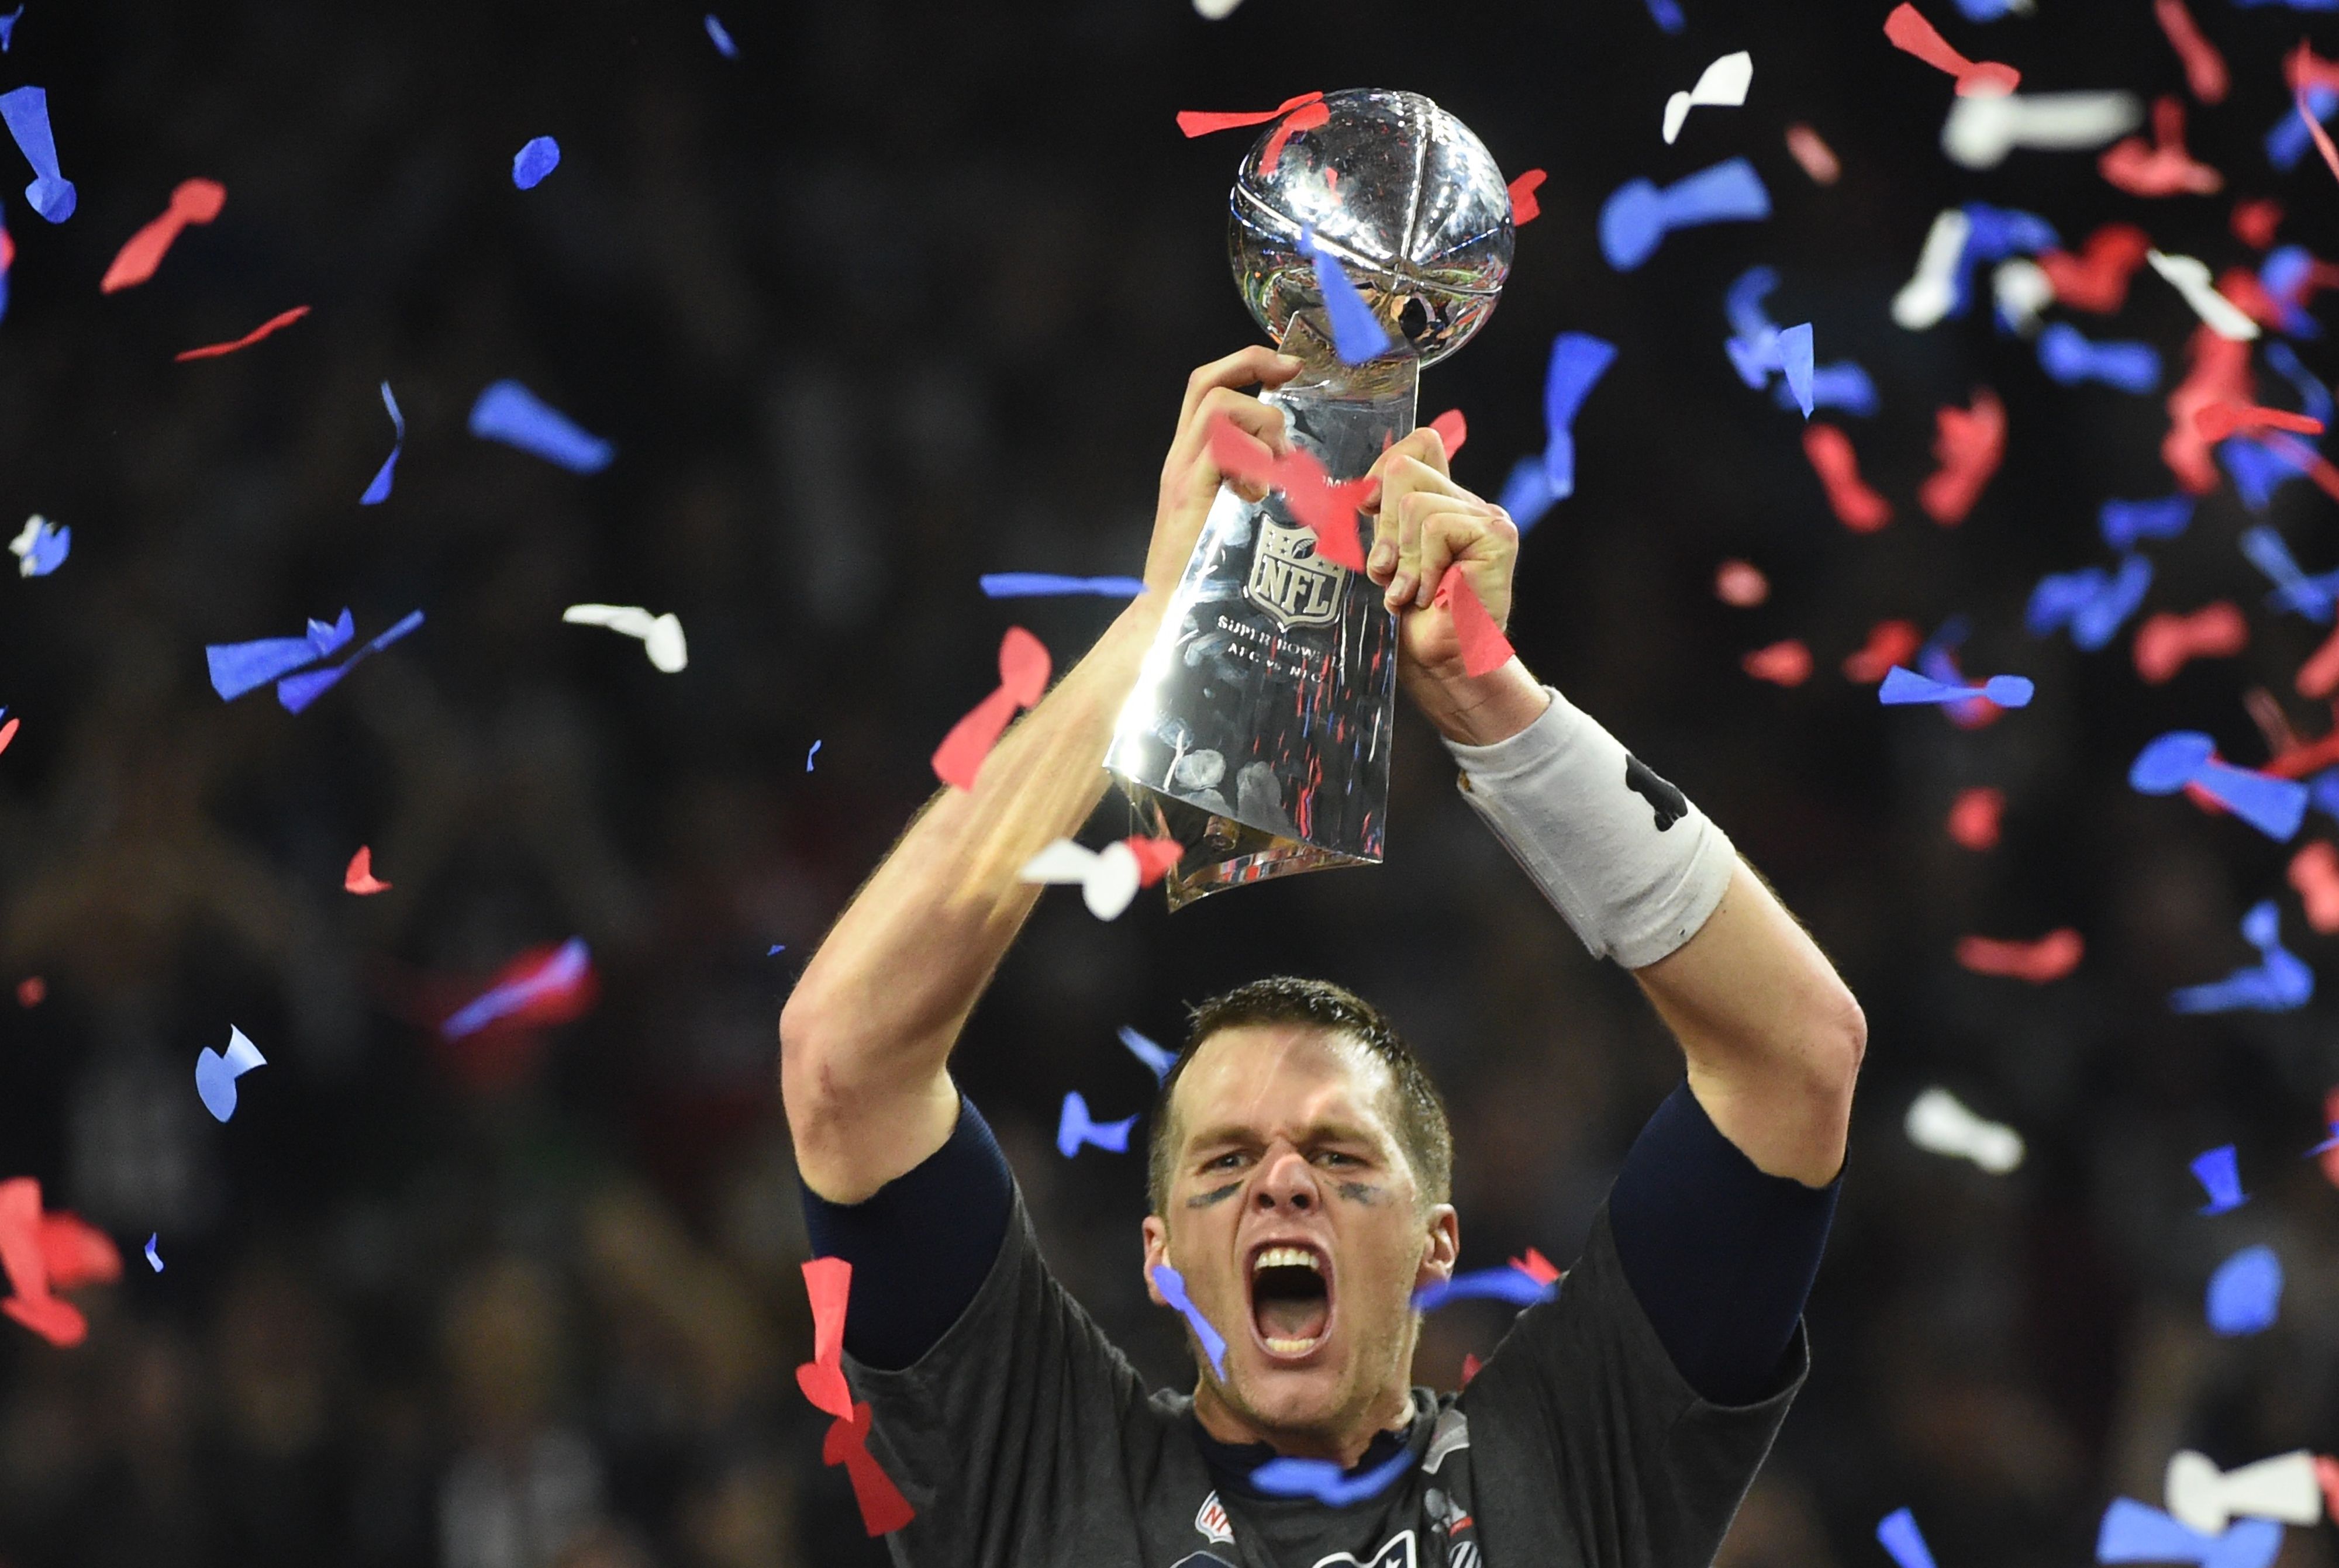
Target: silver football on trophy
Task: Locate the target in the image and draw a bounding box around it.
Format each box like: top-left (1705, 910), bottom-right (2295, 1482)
top-left (1227, 88), bottom-right (1515, 369)
top-left (1108, 88), bottom-right (1518, 908)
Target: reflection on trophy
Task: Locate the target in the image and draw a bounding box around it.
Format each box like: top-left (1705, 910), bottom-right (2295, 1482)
top-left (1106, 88), bottom-right (1516, 909)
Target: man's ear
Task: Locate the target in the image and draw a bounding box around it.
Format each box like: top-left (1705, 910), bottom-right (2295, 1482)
top-left (1415, 1203), bottom-right (1460, 1291)
top-left (1141, 1214), bottom-right (1171, 1306)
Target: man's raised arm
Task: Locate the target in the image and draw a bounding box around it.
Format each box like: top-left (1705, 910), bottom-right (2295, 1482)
top-left (1364, 432), bottom-right (1866, 1191)
top-left (779, 348), bottom-right (1301, 1203)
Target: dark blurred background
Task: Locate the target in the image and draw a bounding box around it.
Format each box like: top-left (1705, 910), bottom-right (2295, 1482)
top-left (5, 0), bottom-right (2339, 1563)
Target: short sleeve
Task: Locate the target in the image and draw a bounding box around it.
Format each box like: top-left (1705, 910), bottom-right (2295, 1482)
top-left (847, 1187), bottom-right (1160, 1567)
top-left (1460, 1206), bottom-right (1806, 1568)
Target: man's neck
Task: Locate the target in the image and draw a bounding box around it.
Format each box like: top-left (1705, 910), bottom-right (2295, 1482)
top-left (1188, 1382), bottom-right (1414, 1470)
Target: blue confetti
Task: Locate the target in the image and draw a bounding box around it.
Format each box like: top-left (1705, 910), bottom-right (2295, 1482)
top-left (511, 135), bottom-right (561, 190)
top-left (143, 1233), bottom-right (162, 1273)
top-left (0, 8), bottom-right (20, 50)
top-left (2261, 251), bottom-right (2322, 337)
top-left (1055, 1090), bottom-right (1138, 1158)
top-left (1251, 1443), bottom-right (1417, 1506)
top-left (1499, 455), bottom-right (1558, 535)
top-left (2190, 1145), bottom-right (2248, 1214)
top-left (8, 514), bottom-right (68, 576)
top-left (979, 573), bottom-right (1147, 599)
top-left (806, 739), bottom-right (821, 771)
top-left (2026, 557), bottom-right (2152, 651)
top-left (360, 381), bottom-right (405, 506)
top-left (767, 944), bottom-right (785, 956)
top-left (2038, 323), bottom-right (2161, 393)
top-left (1950, 203), bottom-right (2058, 319)
top-left (2100, 496), bottom-right (2193, 551)
top-left (2268, 86), bottom-right (2339, 171)
top-left (1599, 157), bottom-right (1769, 271)
top-left (1878, 666), bottom-right (2035, 709)
top-left (194, 1025), bottom-right (265, 1123)
top-left (1150, 1262), bottom-right (1228, 1379)
top-left (0, 86), bottom-right (73, 222)
top-left (1410, 1266), bottom-right (1557, 1311)
top-left (1878, 1510), bottom-right (1938, 1568)
top-left (275, 610), bottom-right (424, 714)
top-left (206, 609), bottom-right (355, 700)
top-left (2098, 1498), bottom-right (2282, 1568)
top-left (442, 937), bottom-right (590, 1041)
top-left (2204, 1246), bottom-right (2283, 1337)
top-left (2130, 733), bottom-right (2307, 841)
top-left (2240, 525), bottom-right (2339, 621)
top-left (468, 380), bottom-right (614, 473)
top-left (1541, 331), bottom-right (1619, 500)
top-left (1299, 226), bottom-right (1393, 364)
top-left (2170, 902), bottom-right (2312, 1014)
top-left (1775, 361), bottom-right (1878, 417)
top-left (1778, 322), bottom-right (1814, 417)
top-left (1640, 0), bottom-right (1686, 32)
top-left (1118, 1024), bottom-right (1175, 1082)
top-left (703, 13), bottom-right (739, 56)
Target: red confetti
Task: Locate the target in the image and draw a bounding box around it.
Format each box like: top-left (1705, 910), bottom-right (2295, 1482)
top-left (14, 977), bottom-right (42, 1007)
top-left (0, 1178), bottom-right (92, 1348)
top-left (1461, 1352), bottom-right (1483, 1387)
top-left (1206, 415), bottom-right (1370, 571)
top-left (1742, 640), bottom-right (1813, 687)
top-left (932, 628), bottom-right (1051, 791)
top-left (0, 716), bottom-right (17, 755)
top-left (1509, 1246), bottom-right (1561, 1287)
top-left (174, 304), bottom-right (311, 362)
top-left (2196, 402), bottom-right (2324, 442)
top-left (2100, 96), bottom-right (2222, 197)
top-left (1506, 168), bottom-right (1546, 227)
top-left (1713, 559), bottom-right (1769, 607)
top-left (1956, 929), bottom-right (2083, 983)
top-left (1427, 407), bottom-right (1468, 458)
top-left (2164, 324), bottom-right (2254, 492)
top-left (2233, 199), bottom-right (2283, 250)
top-left (2301, 623), bottom-right (2339, 699)
top-left (1122, 835), bottom-right (1184, 886)
top-left (101, 177), bottom-right (226, 294)
top-left (1176, 92), bottom-right (1327, 178)
top-left (1883, 4), bottom-right (2020, 96)
top-left (344, 845), bottom-right (392, 895)
top-left (1919, 389), bottom-right (2005, 526)
top-left (2260, 430), bottom-right (2339, 505)
top-left (824, 1400), bottom-right (917, 1536)
top-left (1843, 620), bottom-right (1923, 683)
top-left (2289, 39), bottom-right (2339, 98)
top-left (1784, 124), bottom-right (1841, 185)
top-left (2037, 224), bottom-right (2153, 313)
top-left (1947, 787), bottom-right (2005, 850)
top-left (2290, 842), bottom-right (2339, 933)
top-left (2154, 0), bottom-right (2228, 103)
top-left (37, 1214), bottom-right (119, 1291)
top-left (1431, 571), bottom-right (1515, 679)
top-left (796, 1256), bottom-right (854, 1420)
top-left (2133, 602), bottom-right (2247, 684)
top-left (1803, 424), bottom-right (1893, 533)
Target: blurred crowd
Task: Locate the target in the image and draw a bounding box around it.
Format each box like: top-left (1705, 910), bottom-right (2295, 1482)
top-left (8, 0), bottom-right (2339, 1564)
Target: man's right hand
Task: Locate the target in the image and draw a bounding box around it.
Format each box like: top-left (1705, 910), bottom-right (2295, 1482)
top-left (1143, 347), bottom-right (1305, 597)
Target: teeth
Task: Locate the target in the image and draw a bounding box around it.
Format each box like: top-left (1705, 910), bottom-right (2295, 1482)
top-left (1263, 1335), bottom-right (1322, 1354)
top-left (1253, 1246), bottom-right (1322, 1274)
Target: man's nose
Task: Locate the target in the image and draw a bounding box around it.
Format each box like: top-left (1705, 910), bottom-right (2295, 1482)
top-left (1253, 1146), bottom-right (1320, 1213)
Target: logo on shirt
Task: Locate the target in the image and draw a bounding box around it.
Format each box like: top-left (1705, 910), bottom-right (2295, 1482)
top-left (1310, 1531), bottom-right (1416, 1568)
top-left (1195, 1491), bottom-right (1234, 1546)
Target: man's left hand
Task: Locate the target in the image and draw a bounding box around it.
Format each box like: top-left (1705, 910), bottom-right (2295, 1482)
top-left (1361, 427), bottom-right (1521, 685)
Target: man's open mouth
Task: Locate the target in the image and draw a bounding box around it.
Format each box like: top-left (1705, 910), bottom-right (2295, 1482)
top-left (1250, 1243), bottom-right (1333, 1358)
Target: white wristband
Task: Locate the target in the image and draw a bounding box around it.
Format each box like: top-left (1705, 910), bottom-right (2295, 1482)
top-left (1443, 687), bottom-right (1736, 970)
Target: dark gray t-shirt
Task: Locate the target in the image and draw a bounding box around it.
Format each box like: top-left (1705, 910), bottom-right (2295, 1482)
top-left (849, 1188), bottom-right (1805, 1568)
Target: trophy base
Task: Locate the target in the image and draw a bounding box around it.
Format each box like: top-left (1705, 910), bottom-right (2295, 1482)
top-left (1119, 783), bottom-right (1371, 911)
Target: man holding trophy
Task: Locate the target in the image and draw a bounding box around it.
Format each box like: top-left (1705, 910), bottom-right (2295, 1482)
top-left (779, 90), bottom-right (1865, 1567)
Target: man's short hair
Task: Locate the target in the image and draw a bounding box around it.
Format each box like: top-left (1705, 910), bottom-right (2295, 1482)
top-left (1146, 976), bottom-right (1453, 1214)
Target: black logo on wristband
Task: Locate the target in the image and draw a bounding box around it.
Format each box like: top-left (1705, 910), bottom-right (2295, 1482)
top-left (1624, 755), bottom-right (1688, 832)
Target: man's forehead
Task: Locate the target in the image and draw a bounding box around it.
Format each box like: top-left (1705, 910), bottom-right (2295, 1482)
top-left (1170, 1023), bottom-right (1400, 1139)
